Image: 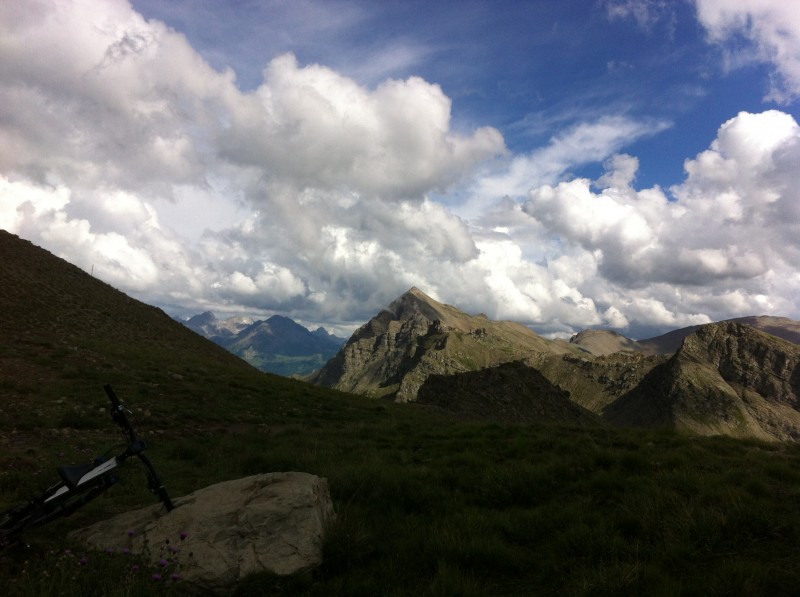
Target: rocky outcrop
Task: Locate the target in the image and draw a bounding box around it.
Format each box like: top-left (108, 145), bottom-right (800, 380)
top-left (69, 472), bottom-right (335, 595)
top-left (309, 287), bottom-right (578, 401)
top-left (605, 323), bottom-right (800, 441)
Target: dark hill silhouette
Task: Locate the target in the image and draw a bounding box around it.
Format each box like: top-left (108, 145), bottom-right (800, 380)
top-left (0, 230), bottom-right (338, 434)
top-left (416, 361), bottom-right (601, 426)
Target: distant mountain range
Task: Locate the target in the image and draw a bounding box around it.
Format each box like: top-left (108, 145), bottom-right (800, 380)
top-left (4, 228), bottom-right (799, 443)
top-left (312, 287), bottom-right (800, 441)
top-left (183, 312), bottom-right (345, 377)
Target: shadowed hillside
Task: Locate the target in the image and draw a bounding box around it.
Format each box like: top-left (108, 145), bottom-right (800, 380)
top-left (416, 360), bottom-right (601, 426)
top-left (0, 230), bottom-right (346, 433)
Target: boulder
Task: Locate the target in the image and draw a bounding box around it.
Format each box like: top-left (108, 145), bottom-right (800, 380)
top-left (69, 472), bottom-right (335, 594)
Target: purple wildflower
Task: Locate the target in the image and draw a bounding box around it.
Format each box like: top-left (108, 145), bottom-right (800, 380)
top-left (131, 564), bottom-right (140, 573)
top-left (152, 573), bottom-right (162, 581)
top-left (179, 531), bottom-right (188, 541)
top-left (159, 558), bottom-right (169, 567)
top-left (170, 573), bottom-right (182, 582)
top-left (78, 556), bottom-right (89, 566)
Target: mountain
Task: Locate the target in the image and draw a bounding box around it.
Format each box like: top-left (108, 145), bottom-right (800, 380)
top-left (184, 311), bottom-right (254, 340)
top-left (569, 316), bottom-right (800, 356)
top-left (416, 360), bottom-right (601, 426)
top-left (636, 315), bottom-right (800, 355)
top-left (310, 287), bottom-right (582, 401)
top-left (310, 285), bottom-right (800, 442)
top-left (535, 351), bottom-right (667, 413)
top-left (184, 312), bottom-right (345, 377)
top-left (569, 329), bottom-right (641, 356)
top-left (604, 322), bottom-right (800, 441)
top-left (221, 315), bottom-right (345, 377)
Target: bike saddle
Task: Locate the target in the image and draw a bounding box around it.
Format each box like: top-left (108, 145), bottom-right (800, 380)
top-left (57, 463), bottom-right (95, 490)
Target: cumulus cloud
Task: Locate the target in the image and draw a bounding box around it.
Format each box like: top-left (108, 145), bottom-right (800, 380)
top-left (696, 0), bottom-right (800, 103)
top-left (474, 115), bottom-right (670, 202)
top-left (512, 110), bottom-right (800, 334)
top-left (1, 0), bottom-right (798, 340)
top-left (226, 53), bottom-right (505, 199)
top-left (0, 0), bottom-right (503, 327)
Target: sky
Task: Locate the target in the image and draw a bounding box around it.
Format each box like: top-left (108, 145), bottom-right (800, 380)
top-left (1, 0), bottom-right (800, 339)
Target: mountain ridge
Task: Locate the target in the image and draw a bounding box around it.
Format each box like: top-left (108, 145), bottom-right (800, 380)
top-left (184, 312), bottom-right (345, 377)
top-left (309, 287), bottom-right (581, 401)
top-left (311, 285), bottom-right (800, 441)
top-left (604, 322), bottom-right (800, 441)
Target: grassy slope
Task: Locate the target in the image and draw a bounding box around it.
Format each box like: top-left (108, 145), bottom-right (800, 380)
top-left (3, 231), bottom-right (800, 596)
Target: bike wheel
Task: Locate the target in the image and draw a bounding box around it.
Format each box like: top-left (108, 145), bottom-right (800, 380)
top-left (1, 476), bottom-right (115, 544)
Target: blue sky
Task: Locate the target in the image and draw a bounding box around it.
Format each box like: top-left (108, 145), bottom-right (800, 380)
top-left (2, 0), bottom-right (800, 339)
top-left (130, 0), bottom-right (787, 189)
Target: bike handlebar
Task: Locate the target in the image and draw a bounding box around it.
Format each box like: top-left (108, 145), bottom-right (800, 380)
top-left (103, 384), bottom-right (174, 512)
top-left (104, 384), bottom-right (137, 445)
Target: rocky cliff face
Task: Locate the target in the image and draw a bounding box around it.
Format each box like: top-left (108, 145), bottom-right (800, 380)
top-left (605, 323), bottom-right (800, 441)
top-left (310, 287), bottom-right (578, 401)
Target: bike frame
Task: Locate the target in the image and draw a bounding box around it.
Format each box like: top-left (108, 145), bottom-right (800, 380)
top-left (45, 457), bottom-right (119, 504)
top-left (1, 385), bottom-right (173, 544)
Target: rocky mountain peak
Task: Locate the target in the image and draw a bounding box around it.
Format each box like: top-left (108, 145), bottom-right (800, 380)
top-left (384, 287), bottom-right (450, 323)
top-left (310, 288), bottom-right (576, 401)
top-left (187, 311), bottom-right (217, 325)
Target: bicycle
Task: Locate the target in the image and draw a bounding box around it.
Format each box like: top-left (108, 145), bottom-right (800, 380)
top-left (1, 384), bottom-right (174, 545)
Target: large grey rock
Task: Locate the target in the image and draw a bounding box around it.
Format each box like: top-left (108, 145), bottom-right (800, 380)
top-left (69, 472), bottom-right (335, 594)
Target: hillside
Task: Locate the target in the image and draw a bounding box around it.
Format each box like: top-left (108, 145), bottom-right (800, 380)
top-left (5, 230), bottom-right (800, 595)
top-left (309, 285), bottom-right (800, 443)
top-left (0, 230), bottom-right (342, 434)
top-left (310, 287), bottom-right (582, 401)
top-left (416, 360), bottom-right (601, 426)
top-left (605, 322), bottom-right (800, 441)
top-left (536, 351), bottom-right (667, 413)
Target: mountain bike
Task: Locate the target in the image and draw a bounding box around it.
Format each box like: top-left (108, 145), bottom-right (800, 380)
top-left (0, 384), bottom-right (174, 545)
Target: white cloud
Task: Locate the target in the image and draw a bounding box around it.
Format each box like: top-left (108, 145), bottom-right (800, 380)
top-left (604, 0), bottom-right (674, 33)
top-left (696, 0), bottom-right (800, 102)
top-left (499, 109), bottom-right (800, 334)
top-left (0, 0), bottom-right (503, 324)
top-left (1, 0), bottom-right (798, 341)
top-left (473, 115), bottom-right (670, 204)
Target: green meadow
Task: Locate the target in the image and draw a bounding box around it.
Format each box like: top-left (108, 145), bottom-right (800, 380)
top-left (3, 367), bottom-right (800, 596)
